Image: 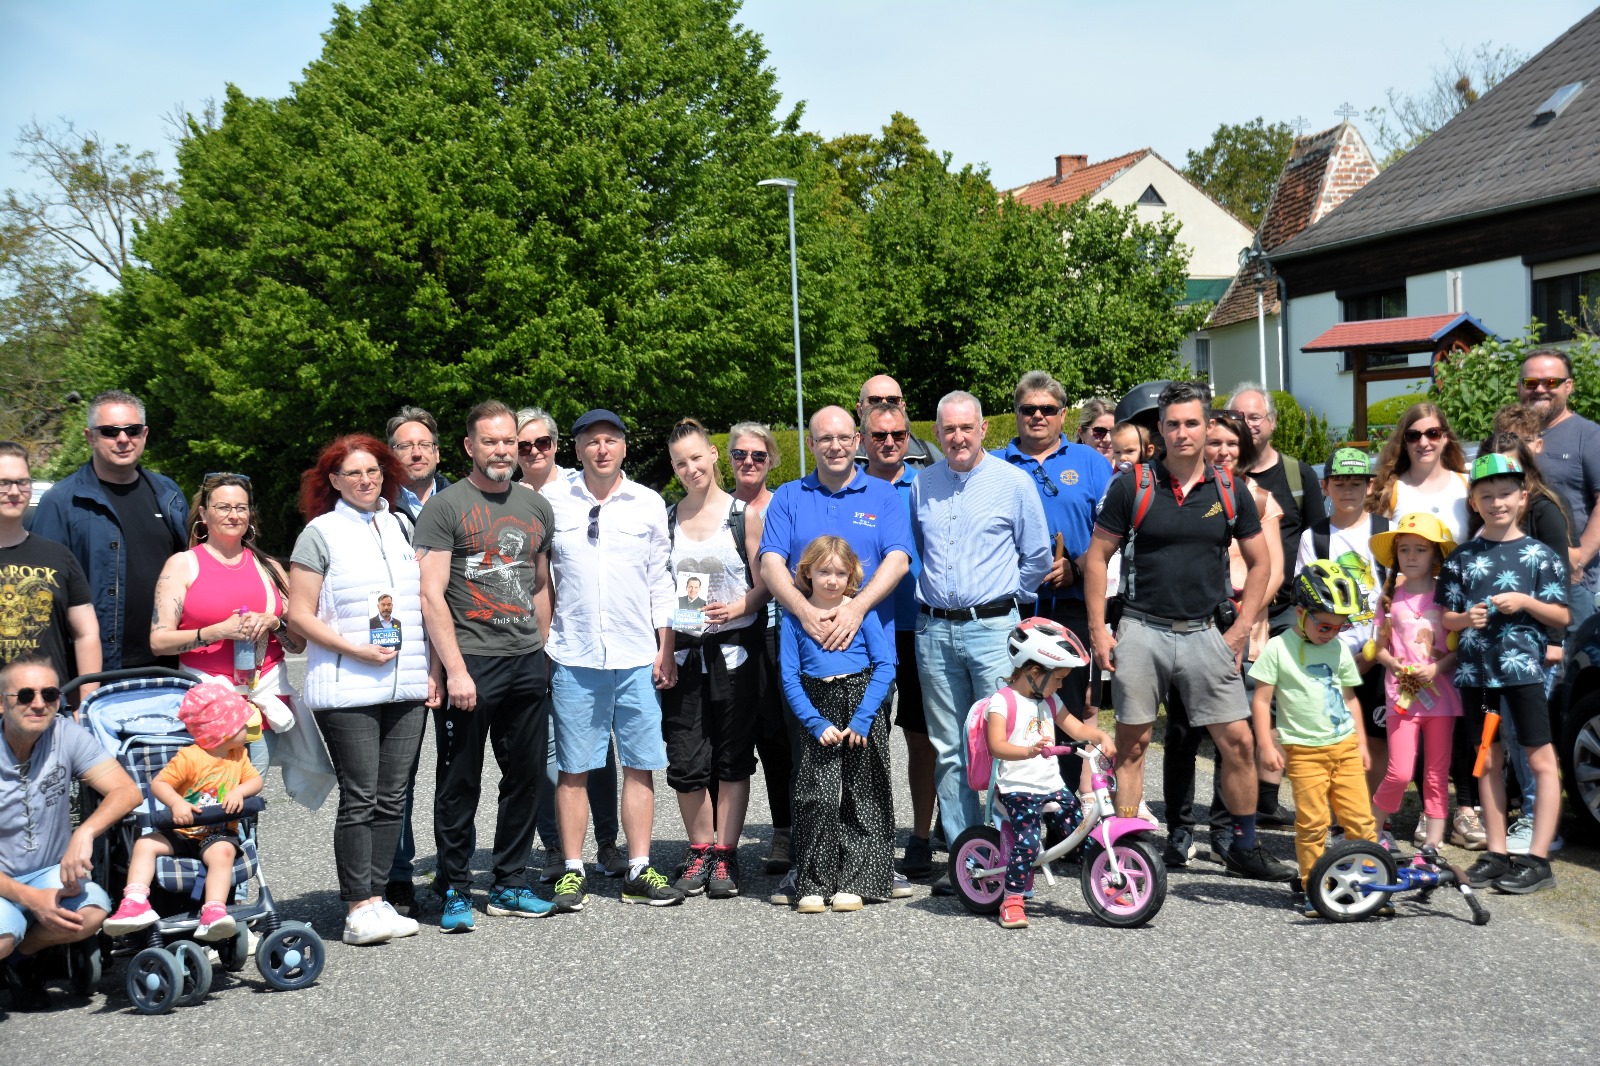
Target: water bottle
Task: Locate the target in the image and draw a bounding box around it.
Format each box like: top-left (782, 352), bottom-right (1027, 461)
top-left (231, 605), bottom-right (255, 679)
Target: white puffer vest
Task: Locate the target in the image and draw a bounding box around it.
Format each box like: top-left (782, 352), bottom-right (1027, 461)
top-left (302, 499), bottom-right (430, 710)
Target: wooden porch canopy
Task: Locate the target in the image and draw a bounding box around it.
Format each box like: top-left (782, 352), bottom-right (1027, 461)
top-left (1301, 312), bottom-right (1495, 440)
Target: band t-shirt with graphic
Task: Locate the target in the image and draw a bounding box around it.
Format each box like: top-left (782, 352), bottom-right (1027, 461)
top-left (0, 534), bottom-right (91, 681)
top-left (412, 478), bottom-right (553, 657)
top-left (1439, 534), bottom-right (1568, 689)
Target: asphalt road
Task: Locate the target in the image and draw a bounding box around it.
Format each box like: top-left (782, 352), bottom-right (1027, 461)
top-left (7, 661), bottom-right (1600, 1063)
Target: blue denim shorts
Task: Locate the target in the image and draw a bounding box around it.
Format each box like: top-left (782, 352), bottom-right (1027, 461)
top-left (551, 663), bottom-right (666, 774)
top-left (0, 865), bottom-right (113, 943)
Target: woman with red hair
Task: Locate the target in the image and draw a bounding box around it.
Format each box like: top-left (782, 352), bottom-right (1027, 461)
top-left (287, 435), bottom-right (440, 946)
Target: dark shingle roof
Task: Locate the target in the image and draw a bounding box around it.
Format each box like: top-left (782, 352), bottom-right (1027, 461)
top-left (1272, 9), bottom-right (1600, 260)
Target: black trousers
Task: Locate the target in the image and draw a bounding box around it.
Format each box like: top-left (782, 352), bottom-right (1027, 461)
top-left (432, 651), bottom-right (549, 894)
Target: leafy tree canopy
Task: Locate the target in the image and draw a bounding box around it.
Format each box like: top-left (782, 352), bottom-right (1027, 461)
top-left (1182, 117), bottom-right (1295, 228)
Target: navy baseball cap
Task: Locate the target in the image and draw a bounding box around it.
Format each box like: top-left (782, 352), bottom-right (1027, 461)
top-left (570, 409), bottom-right (627, 437)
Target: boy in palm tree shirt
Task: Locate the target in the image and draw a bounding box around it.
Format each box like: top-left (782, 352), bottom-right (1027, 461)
top-left (1440, 453), bottom-right (1569, 895)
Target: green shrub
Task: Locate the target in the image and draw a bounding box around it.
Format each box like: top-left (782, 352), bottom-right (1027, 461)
top-left (1367, 392), bottom-right (1427, 428)
top-left (1429, 325), bottom-right (1600, 443)
top-left (1214, 390), bottom-right (1331, 466)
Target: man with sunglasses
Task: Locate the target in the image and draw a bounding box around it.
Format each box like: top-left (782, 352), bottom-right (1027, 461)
top-left (1, 656), bottom-right (142, 1009)
top-left (1519, 349), bottom-right (1600, 630)
top-left (33, 390), bottom-right (188, 671)
top-left (852, 375), bottom-right (936, 470)
top-left (387, 406), bottom-right (452, 523)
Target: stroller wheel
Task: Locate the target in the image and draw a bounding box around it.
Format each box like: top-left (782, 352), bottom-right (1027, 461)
top-left (950, 827), bottom-right (1007, 915)
top-left (126, 947), bottom-right (181, 1015)
top-left (67, 936), bottom-right (103, 996)
top-left (1309, 839), bottom-right (1397, 922)
top-left (257, 921), bottom-right (325, 991)
top-left (172, 941), bottom-right (214, 1006)
top-left (217, 924), bottom-right (251, 973)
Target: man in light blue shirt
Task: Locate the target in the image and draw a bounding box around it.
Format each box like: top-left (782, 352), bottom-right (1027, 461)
top-left (911, 391), bottom-right (1051, 880)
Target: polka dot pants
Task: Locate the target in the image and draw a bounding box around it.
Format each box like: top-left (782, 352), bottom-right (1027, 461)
top-left (998, 789), bottom-right (1080, 894)
top-left (793, 671), bottom-right (895, 900)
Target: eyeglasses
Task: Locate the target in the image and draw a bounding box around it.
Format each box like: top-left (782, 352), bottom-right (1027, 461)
top-left (335, 467), bottom-right (382, 481)
top-left (1521, 376), bottom-right (1569, 391)
top-left (1239, 413), bottom-right (1269, 425)
top-left (204, 471), bottom-right (252, 483)
top-left (864, 395), bottom-right (903, 407)
top-left (1017, 404), bottom-right (1062, 418)
top-left (1085, 426), bottom-right (1111, 440)
top-left (518, 437), bottom-right (554, 456)
top-left (1403, 427), bottom-right (1446, 443)
top-left (869, 430), bottom-right (908, 443)
top-left (1308, 619), bottom-right (1348, 635)
top-left (0, 478), bottom-right (31, 492)
top-left (730, 448), bottom-right (769, 464)
top-left (208, 503), bottom-right (251, 516)
top-left (587, 504), bottom-right (601, 541)
top-left (1028, 464), bottom-right (1059, 498)
top-left (811, 434), bottom-right (856, 448)
top-left (5, 687), bottom-right (61, 706)
top-left (93, 423), bottom-right (147, 439)
top-left (393, 440), bottom-right (436, 454)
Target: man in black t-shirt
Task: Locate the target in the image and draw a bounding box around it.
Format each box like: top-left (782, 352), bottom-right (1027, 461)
top-left (0, 444), bottom-right (101, 692)
top-left (31, 391), bottom-right (188, 671)
top-left (1082, 382), bottom-right (1296, 883)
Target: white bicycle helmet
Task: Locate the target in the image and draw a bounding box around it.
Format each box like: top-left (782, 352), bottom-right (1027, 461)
top-left (1007, 617), bottom-right (1090, 672)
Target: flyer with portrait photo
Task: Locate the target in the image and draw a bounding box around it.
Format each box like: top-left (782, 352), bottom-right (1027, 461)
top-left (367, 589), bottom-right (402, 648)
top-left (673, 570), bottom-right (710, 629)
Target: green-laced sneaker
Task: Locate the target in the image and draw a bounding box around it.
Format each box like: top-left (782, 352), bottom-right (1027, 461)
top-left (622, 865), bottom-right (685, 907)
top-left (552, 870), bottom-right (588, 913)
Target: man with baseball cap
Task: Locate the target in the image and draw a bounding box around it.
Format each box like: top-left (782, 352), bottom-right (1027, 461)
top-left (545, 409), bottom-right (683, 910)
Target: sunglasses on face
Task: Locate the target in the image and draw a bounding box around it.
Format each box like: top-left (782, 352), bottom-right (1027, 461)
top-left (1085, 425), bottom-right (1111, 440)
top-left (1018, 404), bottom-right (1062, 418)
top-left (730, 448), bottom-right (769, 464)
top-left (1403, 427), bottom-right (1446, 443)
top-left (1522, 376), bottom-right (1569, 391)
top-left (518, 437), bottom-right (554, 455)
top-left (6, 687), bottom-right (61, 706)
top-left (94, 423), bottom-right (147, 439)
top-left (870, 430), bottom-right (908, 443)
top-left (864, 395), bottom-right (903, 407)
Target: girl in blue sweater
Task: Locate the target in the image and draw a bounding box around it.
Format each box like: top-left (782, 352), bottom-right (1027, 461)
top-left (780, 536), bottom-right (896, 913)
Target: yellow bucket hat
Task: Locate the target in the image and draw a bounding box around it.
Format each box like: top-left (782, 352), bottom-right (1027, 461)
top-left (1370, 512), bottom-right (1457, 570)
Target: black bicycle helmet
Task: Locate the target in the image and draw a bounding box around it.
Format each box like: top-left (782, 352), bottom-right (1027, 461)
top-left (1114, 380), bottom-right (1175, 434)
top-left (1294, 560), bottom-right (1360, 617)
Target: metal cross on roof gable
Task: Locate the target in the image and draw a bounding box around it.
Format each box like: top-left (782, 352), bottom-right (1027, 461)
top-left (1334, 102), bottom-right (1360, 121)
top-left (1291, 115), bottom-right (1309, 135)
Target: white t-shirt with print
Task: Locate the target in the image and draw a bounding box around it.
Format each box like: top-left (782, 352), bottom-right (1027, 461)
top-left (988, 689), bottom-right (1068, 795)
top-left (1295, 518), bottom-right (1385, 660)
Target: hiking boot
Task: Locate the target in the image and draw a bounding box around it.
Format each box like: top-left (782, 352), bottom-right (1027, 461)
top-left (439, 888), bottom-right (475, 932)
top-left (901, 835), bottom-right (933, 878)
top-left (487, 886), bottom-right (555, 918)
top-left (1222, 843), bottom-right (1297, 882)
top-left (1492, 854), bottom-right (1555, 895)
top-left (3, 955), bottom-right (50, 1011)
top-left (999, 893), bottom-right (1028, 929)
top-left (385, 879), bottom-right (417, 916)
top-left (595, 841), bottom-right (629, 878)
top-left (552, 870), bottom-right (588, 913)
top-left (622, 866), bottom-right (685, 906)
top-left (1163, 825), bottom-right (1196, 867)
top-left (1465, 852), bottom-right (1513, 888)
top-left (707, 847), bottom-right (740, 899)
top-left (674, 844), bottom-right (714, 896)
top-left (1450, 807), bottom-right (1487, 850)
top-left (765, 828), bottom-right (792, 875)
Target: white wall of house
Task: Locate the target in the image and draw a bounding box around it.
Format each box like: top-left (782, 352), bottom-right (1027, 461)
top-left (1407, 257), bottom-right (1528, 334)
top-left (1207, 315), bottom-right (1283, 394)
top-left (1094, 155), bottom-right (1254, 278)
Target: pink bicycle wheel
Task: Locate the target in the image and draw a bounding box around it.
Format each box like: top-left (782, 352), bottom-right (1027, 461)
top-left (950, 826), bottom-right (1006, 915)
top-left (1080, 836), bottom-right (1166, 927)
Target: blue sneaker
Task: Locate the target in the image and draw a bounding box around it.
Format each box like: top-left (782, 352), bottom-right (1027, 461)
top-left (439, 888), bottom-right (475, 932)
top-left (487, 886), bottom-right (555, 918)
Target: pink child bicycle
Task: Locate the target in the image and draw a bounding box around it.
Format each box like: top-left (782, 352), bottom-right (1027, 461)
top-left (950, 742), bottom-right (1167, 927)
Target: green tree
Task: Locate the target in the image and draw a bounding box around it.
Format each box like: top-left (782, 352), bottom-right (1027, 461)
top-left (1182, 118), bottom-right (1295, 228)
top-left (104, 0), bottom-right (875, 543)
top-left (1365, 43), bottom-right (1527, 167)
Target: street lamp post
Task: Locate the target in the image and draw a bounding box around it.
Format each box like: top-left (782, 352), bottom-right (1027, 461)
top-left (1239, 238), bottom-right (1271, 388)
top-left (759, 177), bottom-right (806, 476)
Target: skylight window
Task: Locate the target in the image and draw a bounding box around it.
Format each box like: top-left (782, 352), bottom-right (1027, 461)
top-left (1535, 81), bottom-right (1583, 123)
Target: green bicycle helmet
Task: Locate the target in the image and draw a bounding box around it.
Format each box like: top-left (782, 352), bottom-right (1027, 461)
top-left (1294, 560), bottom-right (1360, 617)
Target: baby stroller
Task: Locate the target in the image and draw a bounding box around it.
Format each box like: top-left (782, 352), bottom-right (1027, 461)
top-left (72, 667), bottom-right (326, 1014)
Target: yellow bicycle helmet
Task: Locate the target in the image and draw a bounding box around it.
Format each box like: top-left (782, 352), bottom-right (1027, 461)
top-left (1295, 560), bottom-right (1361, 617)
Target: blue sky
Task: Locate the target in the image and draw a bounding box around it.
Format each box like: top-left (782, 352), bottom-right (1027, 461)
top-left (1, 0), bottom-right (1593, 196)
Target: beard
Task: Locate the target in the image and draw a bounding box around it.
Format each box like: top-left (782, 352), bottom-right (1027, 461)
top-left (477, 458), bottom-right (514, 483)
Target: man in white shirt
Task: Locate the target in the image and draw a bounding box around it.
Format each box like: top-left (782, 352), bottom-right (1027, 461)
top-left (544, 410), bottom-right (683, 910)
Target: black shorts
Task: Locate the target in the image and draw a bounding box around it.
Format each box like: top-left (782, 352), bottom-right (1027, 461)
top-left (662, 629), bottom-right (762, 792)
top-left (170, 830), bottom-right (244, 859)
top-left (1460, 684), bottom-right (1554, 753)
top-left (1354, 666), bottom-right (1386, 736)
top-left (894, 630), bottom-right (927, 734)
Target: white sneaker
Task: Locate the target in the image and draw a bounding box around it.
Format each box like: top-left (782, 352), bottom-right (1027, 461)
top-left (376, 900), bottom-right (419, 938)
top-left (1137, 801), bottom-right (1157, 825)
top-left (831, 892), bottom-right (863, 912)
top-left (1506, 816), bottom-right (1534, 856)
top-left (342, 903), bottom-right (395, 946)
top-left (795, 895), bottom-right (826, 913)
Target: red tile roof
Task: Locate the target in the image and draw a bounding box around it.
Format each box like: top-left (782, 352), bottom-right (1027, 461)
top-left (1300, 313), bottom-right (1491, 352)
top-left (1001, 150), bottom-right (1151, 208)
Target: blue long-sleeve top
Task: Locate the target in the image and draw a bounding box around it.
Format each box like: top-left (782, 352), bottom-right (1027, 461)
top-left (779, 607), bottom-right (896, 739)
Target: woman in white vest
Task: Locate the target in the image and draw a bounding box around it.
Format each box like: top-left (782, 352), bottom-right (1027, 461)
top-left (287, 434), bottom-right (439, 946)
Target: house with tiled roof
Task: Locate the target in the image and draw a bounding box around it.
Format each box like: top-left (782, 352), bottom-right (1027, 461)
top-left (1267, 7), bottom-right (1600, 436)
top-left (1002, 150), bottom-right (1252, 373)
top-left (1199, 122), bottom-right (1378, 394)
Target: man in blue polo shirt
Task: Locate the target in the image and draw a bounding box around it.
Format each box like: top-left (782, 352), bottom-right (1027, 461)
top-left (760, 405), bottom-right (913, 902)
